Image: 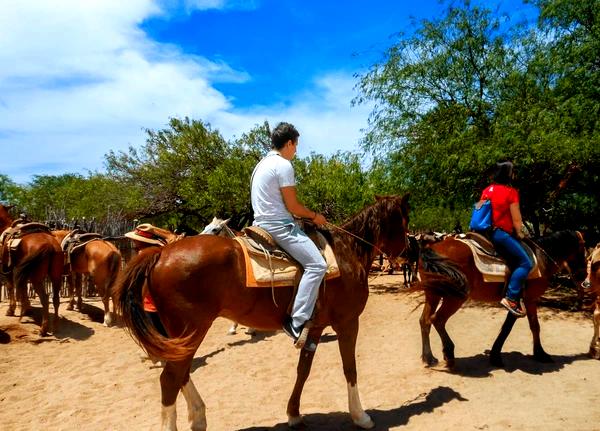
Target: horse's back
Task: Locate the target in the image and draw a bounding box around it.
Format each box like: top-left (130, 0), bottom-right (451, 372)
top-left (155, 235), bottom-right (244, 278)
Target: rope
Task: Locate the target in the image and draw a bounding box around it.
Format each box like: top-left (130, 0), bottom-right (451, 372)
top-left (324, 222), bottom-right (401, 276)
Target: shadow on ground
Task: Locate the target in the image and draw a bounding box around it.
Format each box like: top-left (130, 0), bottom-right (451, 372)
top-left (238, 386), bottom-right (466, 431)
top-left (427, 351), bottom-right (593, 378)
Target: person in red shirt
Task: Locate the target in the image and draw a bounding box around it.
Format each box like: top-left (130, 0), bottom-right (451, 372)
top-left (479, 161), bottom-right (532, 317)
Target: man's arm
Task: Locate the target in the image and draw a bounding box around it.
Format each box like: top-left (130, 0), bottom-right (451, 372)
top-left (280, 186), bottom-right (327, 226)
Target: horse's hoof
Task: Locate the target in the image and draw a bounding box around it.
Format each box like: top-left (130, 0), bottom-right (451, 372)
top-left (445, 359), bottom-right (456, 369)
top-left (287, 414), bottom-right (303, 428)
top-left (103, 314), bottom-right (113, 327)
top-left (589, 347), bottom-right (600, 360)
top-left (5, 309), bottom-right (15, 317)
top-left (422, 355), bottom-right (439, 367)
top-left (227, 328), bottom-right (236, 335)
top-left (353, 412), bottom-right (375, 429)
top-left (245, 328), bottom-right (256, 335)
top-left (66, 304), bottom-right (74, 311)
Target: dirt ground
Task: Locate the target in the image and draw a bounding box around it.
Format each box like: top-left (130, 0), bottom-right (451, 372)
top-left (0, 275), bottom-right (598, 431)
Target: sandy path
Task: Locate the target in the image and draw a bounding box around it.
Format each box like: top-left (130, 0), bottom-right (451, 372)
top-left (0, 275), bottom-right (598, 430)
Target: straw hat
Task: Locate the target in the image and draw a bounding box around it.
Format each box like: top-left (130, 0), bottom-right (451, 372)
top-left (124, 223), bottom-right (168, 246)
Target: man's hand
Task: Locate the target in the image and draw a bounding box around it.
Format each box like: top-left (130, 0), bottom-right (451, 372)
top-left (312, 213), bottom-right (327, 226)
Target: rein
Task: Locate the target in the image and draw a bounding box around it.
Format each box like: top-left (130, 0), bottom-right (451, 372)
top-left (528, 231), bottom-right (583, 285)
top-left (325, 222), bottom-right (400, 268)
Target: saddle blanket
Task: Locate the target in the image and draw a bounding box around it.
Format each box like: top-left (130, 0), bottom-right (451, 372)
top-left (456, 237), bottom-right (542, 283)
top-left (233, 233), bottom-right (340, 288)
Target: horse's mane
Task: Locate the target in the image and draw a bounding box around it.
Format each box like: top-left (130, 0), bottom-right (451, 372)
top-left (339, 196), bottom-right (405, 257)
top-left (342, 198), bottom-right (394, 245)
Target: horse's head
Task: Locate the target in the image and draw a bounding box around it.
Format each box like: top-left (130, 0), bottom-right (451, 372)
top-left (374, 193), bottom-right (411, 259)
top-left (0, 204), bottom-right (15, 230)
top-left (538, 230), bottom-right (588, 284)
top-left (200, 217), bottom-right (230, 235)
top-left (568, 231), bottom-right (589, 284)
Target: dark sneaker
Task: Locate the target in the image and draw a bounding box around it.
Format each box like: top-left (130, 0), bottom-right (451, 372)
top-left (282, 319), bottom-right (302, 341)
top-left (500, 297), bottom-right (526, 317)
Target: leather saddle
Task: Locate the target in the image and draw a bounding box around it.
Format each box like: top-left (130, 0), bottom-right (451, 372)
top-left (457, 232), bottom-right (541, 283)
top-left (0, 222), bottom-right (53, 273)
top-left (234, 224), bottom-right (339, 288)
top-left (61, 230), bottom-right (103, 265)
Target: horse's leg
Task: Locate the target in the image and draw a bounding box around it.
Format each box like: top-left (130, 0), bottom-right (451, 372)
top-left (51, 277), bottom-right (61, 333)
top-left (66, 272), bottom-right (76, 310)
top-left (334, 318), bottom-right (374, 429)
top-left (227, 321), bottom-right (238, 335)
top-left (5, 279), bottom-right (16, 316)
top-left (431, 297), bottom-right (464, 369)
top-left (489, 312), bottom-right (518, 367)
top-left (524, 302), bottom-right (552, 362)
top-left (590, 303), bottom-right (600, 359)
top-left (95, 271), bottom-right (112, 327)
top-left (180, 371), bottom-right (207, 431)
top-left (286, 327), bottom-right (324, 426)
top-left (420, 295), bottom-right (441, 366)
top-left (31, 280), bottom-right (51, 336)
top-left (160, 324), bottom-right (210, 431)
top-left (74, 273), bottom-right (83, 311)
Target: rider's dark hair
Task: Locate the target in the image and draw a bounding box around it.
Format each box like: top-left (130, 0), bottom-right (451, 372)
top-left (271, 122), bottom-right (299, 150)
top-left (493, 161), bottom-right (514, 185)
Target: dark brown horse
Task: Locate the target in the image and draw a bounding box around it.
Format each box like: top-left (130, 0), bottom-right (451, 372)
top-left (418, 230), bottom-right (587, 368)
top-left (52, 230), bottom-right (122, 326)
top-left (0, 205), bottom-right (63, 335)
top-left (115, 195), bottom-right (410, 430)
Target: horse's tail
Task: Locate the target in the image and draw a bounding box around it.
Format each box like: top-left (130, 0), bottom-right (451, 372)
top-left (14, 243), bottom-right (55, 312)
top-left (114, 248), bottom-right (197, 361)
top-left (418, 247), bottom-right (469, 299)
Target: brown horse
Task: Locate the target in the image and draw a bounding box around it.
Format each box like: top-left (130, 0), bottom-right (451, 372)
top-left (0, 205), bottom-right (63, 335)
top-left (52, 230), bottom-right (122, 326)
top-left (418, 230), bottom-right (587, 368)
top-left (586, 244), bottom-right (600, 359)
top-left (115, 195), bottom-right (410, 430)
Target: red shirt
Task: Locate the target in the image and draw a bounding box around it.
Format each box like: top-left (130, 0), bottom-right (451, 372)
top-left (481, 184), bottom-right (519, 234)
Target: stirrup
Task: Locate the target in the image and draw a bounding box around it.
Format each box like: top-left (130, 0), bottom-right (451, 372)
top-left (294, 320), bottom-right (313, 349)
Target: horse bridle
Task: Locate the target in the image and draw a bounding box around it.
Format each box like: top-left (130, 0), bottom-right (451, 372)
top-left (528, 230), bottom-right (585, 286)
top-left (325, 222), bottom-right (404, 269)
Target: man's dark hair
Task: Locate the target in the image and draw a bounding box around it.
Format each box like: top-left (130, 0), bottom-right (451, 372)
top-left (271, 122), bottom-right (299, 150)
top-left (493, 161), bottom-right (514, 185)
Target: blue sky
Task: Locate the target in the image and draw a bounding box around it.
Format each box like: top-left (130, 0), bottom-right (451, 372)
top-left (0, 0), bottom-right (536, 184)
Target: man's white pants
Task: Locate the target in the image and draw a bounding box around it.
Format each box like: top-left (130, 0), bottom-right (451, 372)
top-left (256, 220), bottom-right (327, 327)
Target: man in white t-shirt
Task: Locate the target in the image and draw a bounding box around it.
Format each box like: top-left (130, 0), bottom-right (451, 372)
top-left (251, 122), bottom-right (327, 345)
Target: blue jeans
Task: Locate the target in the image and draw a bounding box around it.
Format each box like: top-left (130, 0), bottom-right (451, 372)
top-left (491, 228), bottom-right (533, 300)
top-left (255, 219), bottom-right (327, 327)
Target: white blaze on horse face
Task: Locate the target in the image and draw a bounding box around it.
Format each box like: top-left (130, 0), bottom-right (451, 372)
top-left (347, 383), bottom-right (374, 429)
top-left (160, 404), bottom-right (177, 431)
top-left (181, 380), bottom-right (207, 431)
top-left (200, 217), bottom-right (229, 235)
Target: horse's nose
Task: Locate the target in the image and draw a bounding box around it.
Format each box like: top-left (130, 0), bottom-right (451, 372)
top-left (582, 280), bottom-right (591, 289)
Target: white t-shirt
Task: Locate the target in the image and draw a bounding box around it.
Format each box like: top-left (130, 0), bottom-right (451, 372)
top-left (251, 151), bottom-right (296, 222)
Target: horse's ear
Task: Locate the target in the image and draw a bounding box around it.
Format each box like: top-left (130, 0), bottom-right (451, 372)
top-left (222, 218), bottom-right (230, 226)
top-left (211, 216), bottom-right (219, 223)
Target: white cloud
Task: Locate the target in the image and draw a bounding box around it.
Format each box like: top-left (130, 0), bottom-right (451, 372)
top-left (212, 73), bottom-right (373, 157)
top-left (0, 1), bottom-right (369, 184)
